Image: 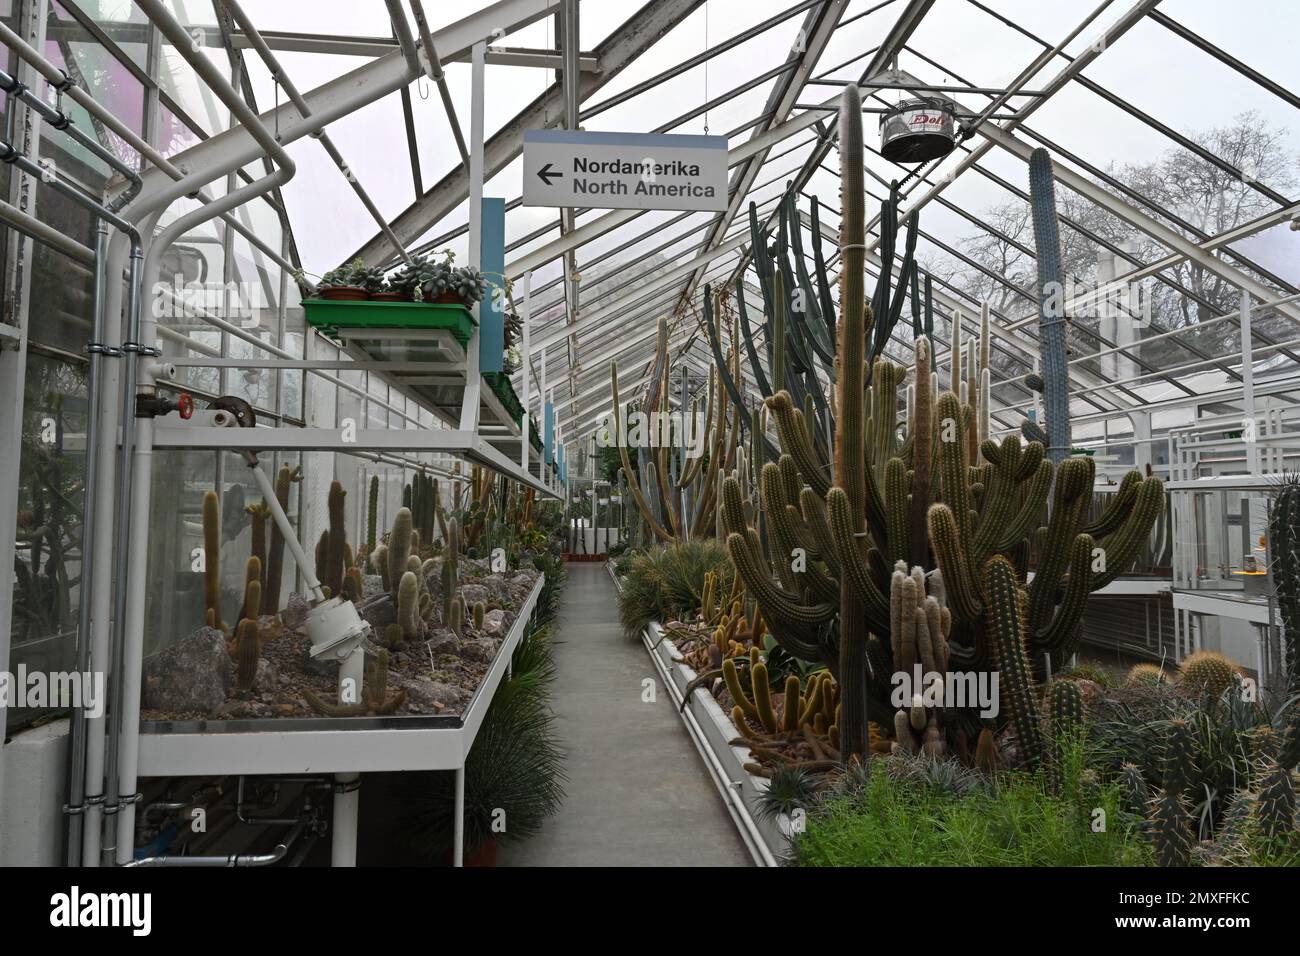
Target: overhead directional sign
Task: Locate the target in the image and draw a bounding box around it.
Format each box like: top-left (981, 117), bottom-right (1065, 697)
top-left (523, 129), bottom-right (728, 212)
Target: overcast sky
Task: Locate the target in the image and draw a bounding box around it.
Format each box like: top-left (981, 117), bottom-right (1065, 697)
top-left (139, 0), bottom-right (1299, 288)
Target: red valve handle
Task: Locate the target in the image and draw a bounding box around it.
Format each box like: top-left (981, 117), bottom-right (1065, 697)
top-left (177, 393), bottom-right (194, 420)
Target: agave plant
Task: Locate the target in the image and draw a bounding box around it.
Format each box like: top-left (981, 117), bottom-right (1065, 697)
top-left (616, 539), bottom-right (735, 637)
top-left (397, 667), bottom-right (566, 859)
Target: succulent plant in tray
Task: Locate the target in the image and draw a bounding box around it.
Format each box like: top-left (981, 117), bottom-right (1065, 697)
top-left (316, 261), bottom-right (368, 300)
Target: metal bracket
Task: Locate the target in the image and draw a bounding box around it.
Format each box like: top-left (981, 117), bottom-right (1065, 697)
top-left (121, 341), bottom-right (163, 357)
top-left (103, 791), bottom-right (143, 815)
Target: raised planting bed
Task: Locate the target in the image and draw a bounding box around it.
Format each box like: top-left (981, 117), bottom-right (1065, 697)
top-left (136, 572), bottom-right (546, 778)
top-left (141, 558), bottom-right (540, 728)
top-left (304, 298), bottom-right (476, 349)
top-left (607, 560), bottom-right (787, 865)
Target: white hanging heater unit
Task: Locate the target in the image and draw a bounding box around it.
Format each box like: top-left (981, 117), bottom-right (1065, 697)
top-left (879, 94), bottom-right (959, 163)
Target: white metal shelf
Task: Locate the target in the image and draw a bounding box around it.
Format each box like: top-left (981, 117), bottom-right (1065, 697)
top-left (137, 574), bottom-right (544, 777)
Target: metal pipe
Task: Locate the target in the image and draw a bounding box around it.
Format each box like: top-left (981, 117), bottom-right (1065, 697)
top-left (0, 195), bottom-right (94, 263)
top-left (103, 0), bottom-right (299, 865)
top-left (0, 139), bottom-right (144, 868)
top-left (0, 65), bottom-right (142, 209)
top-left (0, 18), bottom-right (298, 275)
top-left (125, 815), bottom-right (312, 867)
top-left (384, 0), bottom-right (422, 75)
top-left (249, 460), bottom-right (324, 601)
top-left (409, 0), bottom-right (470, 164)
top-left (64, 222), bottom-right (107, 866)
top-left (111, 171), bottom-right (293, 865)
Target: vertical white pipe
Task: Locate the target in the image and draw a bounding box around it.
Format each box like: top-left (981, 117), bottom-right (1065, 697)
top-left (112, 412), bottom-right (155, 863)
top-left (1241, 291), bottom-right (1258, 475)
top-left (520, 271), bottom-right (531, 471)
top-left (458, 40), bottom-right (486, 431)
top-left (330, 647), bottom-right (365, 867)
top-left (83, 239), bottom-right (132, 865)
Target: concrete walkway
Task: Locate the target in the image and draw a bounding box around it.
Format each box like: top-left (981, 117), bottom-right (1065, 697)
top-left (499, 562), bottom-right (750, 867)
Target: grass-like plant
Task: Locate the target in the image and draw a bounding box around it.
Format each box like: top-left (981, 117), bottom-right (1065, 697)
top-left (616, 539), bottom-right (734, 637)
top-left (794, 746), bottom-right (1151, 867)
top-left (397, 562), bottom-right (566, 861)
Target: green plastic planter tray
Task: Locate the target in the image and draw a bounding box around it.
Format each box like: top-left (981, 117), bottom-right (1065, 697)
top-left (303, 298), bottom-right (476, 349)
top-left (483, 371), bottom-right (524, 427)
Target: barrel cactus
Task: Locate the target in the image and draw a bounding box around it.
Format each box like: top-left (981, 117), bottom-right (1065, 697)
top-left (1178, 650), bottom-right (1239, 696)
top-left (1125, 662), bottom-right (1169, 687)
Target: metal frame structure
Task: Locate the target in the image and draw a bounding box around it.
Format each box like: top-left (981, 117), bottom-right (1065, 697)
top-left (2, 0), bottom-right (1299, 867)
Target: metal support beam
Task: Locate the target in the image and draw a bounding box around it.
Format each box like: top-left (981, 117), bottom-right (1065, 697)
top-left (348, 0), bottom-right (705, 266)
top-left (667, 0), bottom-right (849, 322)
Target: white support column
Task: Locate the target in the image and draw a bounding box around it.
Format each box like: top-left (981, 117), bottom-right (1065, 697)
top-left (453, 764), bottom-right (465, 866)
top-left (1241, 291), bottom-right (1259, 475)
top-left (520, 271), bottom-right (532, 470)
top-left (458, 40), bottom-right (486, 431)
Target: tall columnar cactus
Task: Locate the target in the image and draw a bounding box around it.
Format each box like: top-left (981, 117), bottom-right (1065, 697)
top-left (246, 500), bottom-right (270, 594)
top-left (265, 463), bottom-right (300, 614)
top-left (1027, 147), bottom-right (1071, 464)
top-left (1270, 475), bottom-right (1300, 767)
top-left (242, 557), bottom-right (262, 623)
top-left (1162, 717), bottom-right (1198, 803)
top-left (1049, 679), bottom-right (1083, 731)
top-left (325, 480), bottom-right (347, 598)
top-left (1256, 757), bottom-right (1297, 840)
top-left (387, 507), bottom-right (413, 602)
top-left (982, 555), bottom-right (1045, 768)
top-left (699, 92), bottom-right (1163, 769)
top-left (1148, 787), bottom-right (1194, 867)
top-left (367, 474), bottom-right (379, 555)
top-left (397, 570), bottom-right (420, 640)
top-left (1047, 679), bottom-right (1084, 790)
top-left (202, 490), bottom-right (224, 631)
top-left (831, 81), bottom-right (871, 762)
top-left (235, 618), bottom-right (260, 692)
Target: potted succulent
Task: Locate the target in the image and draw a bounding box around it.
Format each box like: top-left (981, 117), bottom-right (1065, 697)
top-left (421, 259), bottom-right (457, 304)
top-left (367, 265), bottom-right (405, 301)
top-left (504, 311), bottom-right (522, 349)
top-left (388, 254), bottom-right (427, 301)
top-left (316, 258), bottom-right (369, 300)
top-left (449, 265), bottom-right (488, 306)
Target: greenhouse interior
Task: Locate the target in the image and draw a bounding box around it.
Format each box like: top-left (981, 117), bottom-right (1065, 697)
top-left (0, 0), bottom-right (1298, 882)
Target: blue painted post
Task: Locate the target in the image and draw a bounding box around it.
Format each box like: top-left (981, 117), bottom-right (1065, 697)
top-left (479, 197), bottom-right (505, 373)
top-left (544, 401), bottom-right (554, 465)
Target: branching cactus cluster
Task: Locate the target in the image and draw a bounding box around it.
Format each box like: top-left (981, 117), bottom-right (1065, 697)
top-left (610, 312), bottom-right (747, 544)
top-left (710, 85), bottom-right (1165, 766)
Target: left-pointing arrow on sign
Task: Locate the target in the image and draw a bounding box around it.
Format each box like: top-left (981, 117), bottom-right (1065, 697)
top-left (537, 162), bottom-right (563, 186)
